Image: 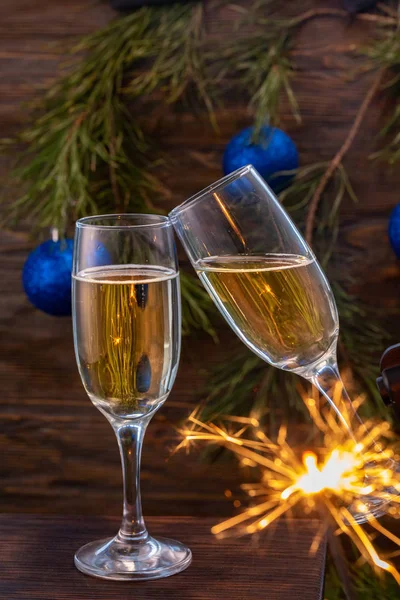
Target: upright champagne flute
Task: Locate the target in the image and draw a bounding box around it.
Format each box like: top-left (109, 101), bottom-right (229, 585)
top-left (169, 165), bottom-right (362, 436)
top-left (72, 214), bottom-right (191, 580)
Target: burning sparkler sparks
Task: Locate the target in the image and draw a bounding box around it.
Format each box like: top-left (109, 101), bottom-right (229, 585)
top-left (178, 389), bottom-right (400, 584)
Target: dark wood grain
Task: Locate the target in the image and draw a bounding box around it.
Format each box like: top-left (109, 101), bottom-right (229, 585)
top-left (1, 0), bottom-right (400, 518)
top-left (0, 515), bottom-right (326, 600)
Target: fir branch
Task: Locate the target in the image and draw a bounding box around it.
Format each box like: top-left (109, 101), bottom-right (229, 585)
top-left (305, 70), bottom-right (383, 244)
top-left (241, 2), bottom-right (396, 133)
top-left (215, 30), bottom-right (300, 132)
top-left (325, 558), bottom-right (400, 600)
top-left (243, 33), bottom-right (300, 133)
top-left (366, 21), bottom-right (400, 164)
top-left (213, 4), bottom-right (302, 131)
top-left (0, 2), bottom-right (218, 338)
top-left (0, 0), bottom-right (301, 228)
top-left (200, 349), bottom-right (267, 423)
top-left (199, 287), bottom-right (388, 425)
top-left (126, 3), bottom-right (216, 121)
top-left (334, 283), bottom-right (390, 416)
top-left (199, 342), bottom-right (312, 429)
top-left (279, 162), bottom-right (357, 267)
top-left (231, 2), bottom-right (396, 136)
top-left (180, 271), bottom-right (217, 341)
top-left (0, 3), bottom-right (210, 231)
top-left (320, 504), bottom-right (357, 600)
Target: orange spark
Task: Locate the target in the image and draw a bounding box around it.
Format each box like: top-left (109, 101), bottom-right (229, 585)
top-left (178, 389), bottom-right (400, 584)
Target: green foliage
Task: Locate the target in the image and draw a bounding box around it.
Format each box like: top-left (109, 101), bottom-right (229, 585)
top-left (351, 563), bottom-right (400, 599)
top-left (0, 1), bottom-right (308, 339)
top-left (1, 0), bottom-right (300, 233)
top-left (324, 559), bottom-right (346, 600)
top-left (214, 30), bottom-right (300, 135)
top-left (200, 345), bottom-right (306, 431)
top-left (206, 2), bottom-right (303, 136)
top-left (1, 2), bottom-right (219, 335)
top-left (279, 162), bottom-right (358, 268)
top-left (180, 271), bottom-right (217, 341)
top-left (366, 21), bottom-right (400, 164)
top-left (334, 283), bottom-right (390, 416)
top-left (325, 558), bottom-right (400, 600)
top-left (2, 3), bottom-right (206, 231)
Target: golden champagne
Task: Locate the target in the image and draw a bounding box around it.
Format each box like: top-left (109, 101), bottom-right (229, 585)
top-left (196, 255), bottom-right (338, 370)
top-left (73, 265), bottom-right (180, 419)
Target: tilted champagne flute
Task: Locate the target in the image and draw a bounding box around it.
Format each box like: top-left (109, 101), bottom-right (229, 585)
top-left (72, 214), bottom-right (191, 580)
top-left (169, 166), bottom-right (359, 430)
top-left (169, 166), bottom-right (394, 520)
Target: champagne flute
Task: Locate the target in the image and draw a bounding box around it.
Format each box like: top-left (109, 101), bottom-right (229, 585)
top-left (170, 166), bottom-right (375, 439)
top-left (72, 214), bottom-right (191, 580)
top-left (169, 166), bottom-right (354, 423)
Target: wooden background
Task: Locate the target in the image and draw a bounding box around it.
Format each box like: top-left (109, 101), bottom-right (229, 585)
top-left (1, 0), bottom-right (400, 519)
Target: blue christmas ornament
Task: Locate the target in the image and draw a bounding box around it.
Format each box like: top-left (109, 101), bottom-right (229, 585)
top-left (223, 125), bottom-right (299, 192)
top-left (136, 353), bottom-right (152, 393)
top-left (389, 204), bottom-right (400, 258)
top-left (86, 241), bottom-right (112, 269)
top-left (22, 238), bottom-right (74, 316)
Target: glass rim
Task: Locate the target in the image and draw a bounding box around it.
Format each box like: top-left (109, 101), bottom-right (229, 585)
top-left (168, 165), bottom-right (255, 221)
top-left (76, 213), bottom-right (170, 230)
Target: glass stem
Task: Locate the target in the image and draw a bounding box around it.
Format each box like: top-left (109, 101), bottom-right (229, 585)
top-left (113, 417), bottom-right (151, 543)
top-left (307, 356), bottom-right (363, 438)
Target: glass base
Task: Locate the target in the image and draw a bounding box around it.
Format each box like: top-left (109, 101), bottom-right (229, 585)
top-left (74, 534), bottom-right (192, 581)
top-left (349, 460), bottom-right (400, 524)
top-left (350, 495), bottom-right (389, 524)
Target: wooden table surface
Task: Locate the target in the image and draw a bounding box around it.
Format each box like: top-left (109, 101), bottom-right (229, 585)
top-left (0, 514), bottom-right (326, 600)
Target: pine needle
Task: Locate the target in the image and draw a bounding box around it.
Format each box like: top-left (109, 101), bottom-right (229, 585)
top-left (364, 11), bottom-right (400, 164)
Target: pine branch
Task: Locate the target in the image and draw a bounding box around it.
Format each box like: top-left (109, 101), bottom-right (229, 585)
top-left (325, 555), bottom-right (400, 600)
top-left (334, 283), bottom-right (390, 416)
top-left (199, 287), bottom-right (389, 424)
top-left (0, 0), bottom-right (304, 343)
top-left (180, 271), bottom-right (217, 341)
top-left (235, 2), bottom-right (395, 135)
top-left (318, 503), bottom-right (357, 600)
top-left (366, 17), bottom-right (400, 164)
top-left (0, 0), bottom-right (306, 230)
top-left (199, 340), bottom-right (315, 429)
top-left (214, 30), bottom-right (300, 132)
top-left (0, 3), bottom-right (211, 231)
top-left (305, 70), bottom-right (383, 244)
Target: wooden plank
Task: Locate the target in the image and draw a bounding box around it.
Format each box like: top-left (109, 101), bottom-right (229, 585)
top-left (0, 515), bottom-right (326, 600)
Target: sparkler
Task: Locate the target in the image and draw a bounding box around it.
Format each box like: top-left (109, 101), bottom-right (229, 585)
top-left (178, 387), bottom-right (400, 584)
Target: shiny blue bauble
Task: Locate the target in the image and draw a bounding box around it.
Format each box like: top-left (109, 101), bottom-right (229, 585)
top-left (22, 239), bottom-right (74, 316)
top-left (85, 241), bottom-right (112, 269)
top-left (223, 126), bottom-right (299, 192)
top-left (136, 353), bottom-right (152, 393)
top-left (389, 204), bottom-right (400, 258)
